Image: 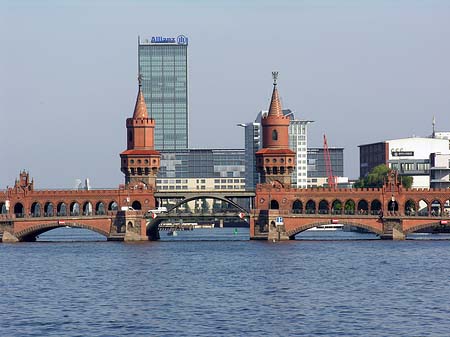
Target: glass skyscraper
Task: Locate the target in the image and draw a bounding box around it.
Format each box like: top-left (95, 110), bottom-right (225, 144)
top-left (138, 35), bottom-right (189, 150)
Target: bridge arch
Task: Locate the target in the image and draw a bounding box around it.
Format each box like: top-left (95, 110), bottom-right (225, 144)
top-left (357, 199), bottom-right (368, 214)
top-left (405, 199), bottom-right (416, 216)
top-left (44, 202), bottom-right (54, 217)
top-left (31, 202), bottom-right (42, 217)
top-left (96, 201), bottom-right (106, 215)
top-left (0, 202), bottom-right (7, 214)
top-left (83, 201), bottom-right (93, 215)
top-left (164, 195), bottom-right (248, 214)
top-left (344, 199), bottom-right (355, 215)
top-left (15, 221), bottom-right (110, 242)
top-left (431, 199), bottom-right (442, 216)
top-left (318, 200), bottom-right (329, 214)
top-left (331, 199), bottom-right (342, 215)
top-left (14, 202), bottom-right (24, 218)
top-left (70, 201), bottom-right (80, 216)
top-left (57, 202), bottom-right (67, 216)
top-left (108, 201), bottom-right (118, 211)
top-left (286, 220), bottom-right (382, 238)
top-left (292, 200), bottom-right (302, 214)
top-left (370, 199), bottom-right (382, 215)
top-left (306, 200), bottom-right (316, 214)
top-left (418, 199), bottom-right (429, 216)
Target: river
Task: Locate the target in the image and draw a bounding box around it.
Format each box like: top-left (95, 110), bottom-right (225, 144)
top-left (1, 228), bottom-right (450, 336)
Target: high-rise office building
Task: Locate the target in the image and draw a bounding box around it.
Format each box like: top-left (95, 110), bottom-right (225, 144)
top-left (138, 35), bottom-right (189, 150)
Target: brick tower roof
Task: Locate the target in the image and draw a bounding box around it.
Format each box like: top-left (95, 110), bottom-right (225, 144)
top-left (133, 78), bottom-right (148, 119)
top-left (267, 73), bottom-right (283, 117)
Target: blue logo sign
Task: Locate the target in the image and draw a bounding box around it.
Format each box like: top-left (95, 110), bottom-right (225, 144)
top-left (177, 35), bottom-right (188, 45)
top-left (150, 35), bottom-right (188, 45)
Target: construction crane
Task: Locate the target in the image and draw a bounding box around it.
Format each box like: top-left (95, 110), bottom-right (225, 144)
top-left (323, 134), bottom-right (336, 189)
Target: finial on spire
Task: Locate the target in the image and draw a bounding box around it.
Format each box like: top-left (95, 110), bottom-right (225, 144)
top-left (272, 71), bottom-right (279, 86)
top-left (432, 115), bottom-right (436, 138)
top-left (138, 73), bottom-right (143, 87)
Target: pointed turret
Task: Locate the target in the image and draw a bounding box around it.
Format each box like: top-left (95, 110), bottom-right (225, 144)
top-left (120, 75), bottom-right (160, 189)
top-left (133, 76), bottom-right (149, 119)
top-left (267, 72), bottom-right (283, 117)
top-left (255, 72), bottom-right (296, 187)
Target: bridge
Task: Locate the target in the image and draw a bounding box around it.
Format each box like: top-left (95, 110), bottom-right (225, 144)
top-left (0, 171), bottom-right (251, 242)
top-left (250, 172), bottom-right (450, 240)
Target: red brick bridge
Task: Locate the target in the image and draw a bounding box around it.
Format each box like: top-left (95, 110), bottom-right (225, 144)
top-left (250, 173), bottom-right (450, 240)
top-left (0, 171), bottom-right (154, 242)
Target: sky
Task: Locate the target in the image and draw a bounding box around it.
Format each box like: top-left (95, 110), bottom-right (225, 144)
top-left (1, 0), bottom-right (450, 188)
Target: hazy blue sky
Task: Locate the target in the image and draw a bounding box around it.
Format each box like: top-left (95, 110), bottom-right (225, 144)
top-left (1, 0), bottom-right (449, 188)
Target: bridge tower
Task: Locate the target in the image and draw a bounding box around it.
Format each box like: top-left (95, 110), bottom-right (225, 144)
top-left (120, 76), bottom-right (160, 189)
top-left (255, 72), bottom-right (296, 187)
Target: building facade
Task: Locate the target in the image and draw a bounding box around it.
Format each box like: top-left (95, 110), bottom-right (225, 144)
top-left (359, 137), bottom-right (450, 188)
top-left (430, 153), bottom-right (450, 189)
top-left (138, 35), bottom-right (189, 150)
top-left (307, 147), bottom-right (344, 188)
top-left (156, 149), bottom-right (245, 191)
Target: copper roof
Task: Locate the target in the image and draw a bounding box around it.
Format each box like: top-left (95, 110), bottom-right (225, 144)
top-left (133, 87), bottom-right (149, 119)
top-left (120, 149), bottom-right (160, 156)
top-left (267, 84), bottom-right (283, 117)
top-left (255, 148), bottom-right (295, 155)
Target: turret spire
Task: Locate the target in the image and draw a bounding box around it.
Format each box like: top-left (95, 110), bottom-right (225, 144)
top-left (268, 71), bottom-right (283, 117)
top-left (133, 74), bottom-right (148, 119)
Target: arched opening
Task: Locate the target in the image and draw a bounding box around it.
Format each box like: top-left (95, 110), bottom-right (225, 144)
top-left (127, 221), bottom-right (134, 230)
top-left (132, 200), bottom-right (142, 210)
top-left (108, 201), bottom-right (118, 211)
top-left (14, 203), bottom-right (24, 218)
top-left (318, 200), bottom-right (329, 214)
top-left (83, 202), bottom-right (93, 216)
top-left (0, 202), bottom-right (6, 214)
top-left (418, 200), bottom-right (428, 216)
top-left (370, 200), bottom-right (382, 215)
top-left (270, 200), bottom-right (279, 210)
top-left (96, 202), bottom-right (106, 215)
top-left (387, 199), bottom-right (399, 214)
top-left (272, 129), bottom-right (278, 141)
top-left (44, 202), bottom-right (54, 217)
top-left (35, 225), bottom-right (107, 242)
top-left (331, 200), bottom-right (342, 215)
top-left (57, 202), bottom-right (67, 216)
top-left (357, 200), bottom-right (368, 215)
top-left (405, 199), bottom-right (416, 216)
top-left (445, 199), bottom-right (450, 217)
top-left (70, 202), bottom-right (80, 216)
top-left (344, 199), bottom-right (355, 215)
top-left (305, 200), bottom-right (316, 214)
top-left (431, 200), bottom-right (442, 216)
top-left (292, 200), bottom-right (303, 214)
top-left (31, 202), bottom-right (41, 217)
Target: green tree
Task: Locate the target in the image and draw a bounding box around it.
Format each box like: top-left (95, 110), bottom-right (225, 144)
top-left (355, 164), bottom-right (413, 188)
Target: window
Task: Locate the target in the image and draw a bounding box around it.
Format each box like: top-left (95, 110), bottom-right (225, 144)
top-left (272, 130), bottom-right (278, 141)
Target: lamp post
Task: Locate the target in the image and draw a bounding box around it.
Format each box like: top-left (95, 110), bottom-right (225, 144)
top-left (391, 195), bottom-right (395, 215)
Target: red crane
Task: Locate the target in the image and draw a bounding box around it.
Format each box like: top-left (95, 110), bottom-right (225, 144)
top-left (323, 134), bottom-right (336, 189)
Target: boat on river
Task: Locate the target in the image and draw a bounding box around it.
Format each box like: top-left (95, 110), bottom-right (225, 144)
top-left (307, 224), bottom-right (344, 231)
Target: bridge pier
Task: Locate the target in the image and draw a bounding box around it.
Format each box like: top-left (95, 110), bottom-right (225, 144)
top-left (1, 231), bottom-right (20, 243)
top-left (380, 218), bottom-right (405, 240)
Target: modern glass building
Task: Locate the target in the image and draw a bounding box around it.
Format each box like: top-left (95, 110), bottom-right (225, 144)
top-left (138, 35), bottom-right (189, 150)
top-left (307, 147), bottom-right (344, 187)
top-left (157, 149), bottom-right (246, 191)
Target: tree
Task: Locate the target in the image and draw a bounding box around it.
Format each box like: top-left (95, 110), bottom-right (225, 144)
top-left (355, 164), bottom-right (413, 188)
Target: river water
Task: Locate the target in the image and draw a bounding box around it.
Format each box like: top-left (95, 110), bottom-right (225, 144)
top-left (1, 228), bottom-right (450, 336)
